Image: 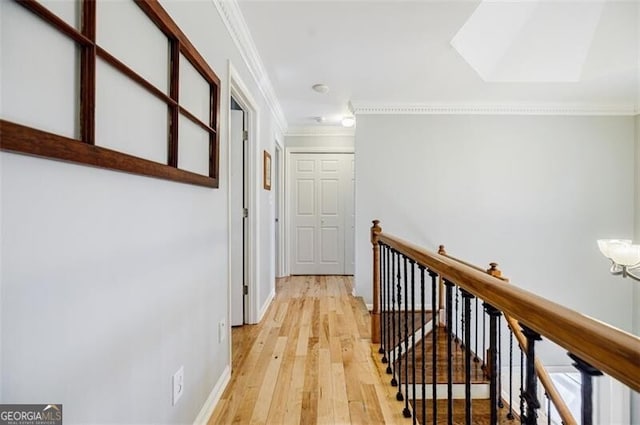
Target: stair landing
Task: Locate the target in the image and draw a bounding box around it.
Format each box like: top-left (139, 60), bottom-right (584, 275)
top-left (381, 310), bottom-right (433, 349)
top-left (412, 399), bottom-right (517, 425)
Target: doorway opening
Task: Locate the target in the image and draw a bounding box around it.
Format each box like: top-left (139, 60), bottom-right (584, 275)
top-left (230, 96), bottom-right (248, 326)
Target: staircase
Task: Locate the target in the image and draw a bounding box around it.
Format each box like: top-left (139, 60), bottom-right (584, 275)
top-left (380, 315), bottom-right (520, 424)
top-left (369, 219), bottom-right (640, 425)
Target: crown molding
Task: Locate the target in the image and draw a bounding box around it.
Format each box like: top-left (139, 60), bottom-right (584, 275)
top-left (350, 102), bottom-right (638, 116)
top-left (212, 0), bottom-right (288, 133)
top-left (286, 126), bottom-right (356, 137)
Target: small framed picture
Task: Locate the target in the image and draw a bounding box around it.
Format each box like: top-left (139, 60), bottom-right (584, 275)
top-left (263, 150), bottom-right (271, 190)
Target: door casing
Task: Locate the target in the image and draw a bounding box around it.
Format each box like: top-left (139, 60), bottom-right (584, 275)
top-left (227, 62), bottom-right (260, 330)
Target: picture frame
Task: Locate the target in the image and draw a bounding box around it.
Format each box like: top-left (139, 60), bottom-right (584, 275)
top-left (263, 150), bottom-right (271, 190)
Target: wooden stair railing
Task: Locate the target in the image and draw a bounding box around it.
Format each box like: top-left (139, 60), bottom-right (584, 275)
top-left (440, 250), bottom-right (577, 425)
top-left (371, 220), bottom-right (640, 425)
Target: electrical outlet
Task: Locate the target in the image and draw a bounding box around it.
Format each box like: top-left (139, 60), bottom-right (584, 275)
top-left (218, 320), bottom-right (226, 343)
top-left (172, 366), bottom-right (184, 406)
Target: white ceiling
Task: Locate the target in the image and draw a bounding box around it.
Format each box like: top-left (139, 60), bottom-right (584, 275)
top-left (235, 0), bottom-right (639, 128)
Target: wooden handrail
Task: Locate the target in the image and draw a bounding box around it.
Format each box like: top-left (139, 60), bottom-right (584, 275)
top-left (440, 254), bottom-right (577, 424)
top-left (372, 224), bottom-right (640, 393)
top-left (435, 253), bottom-right (577, 424)
top-left (480, 261), bottom-right (576, 425)
top-left (504, 314), bottom-right (577, 425)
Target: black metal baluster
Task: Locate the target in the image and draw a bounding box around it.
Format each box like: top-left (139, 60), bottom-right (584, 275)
top-left (444, 280), bottom-right (455, 425)
top-left (455, 287), bottom-right (460, 344)
top-left (507, 330), bottom-right (515, 420)
top-left (475, 298), bottom-right (480, 362)
top-left (498, 317), bottom-right (504, 409)
top-left (485, 303), bottom-right (502, 425)
top-left (520, 348), bottom-right (525, 424)
top-left (384, 246), bottom-right (391, 368)
top-left (521, 325), bottom-right (541, 425)
top-left (396, 253), bottom-right (403, 396)
top-left (545, 393), bottom-right (550, 425)
top-left (569, 353), bottom-right (603, 425)
top-left (387, 247), bottom-right (393, 370)
top-left (380, 245), bottom-right (388, 362)
top-left (379, 243), bottom-right (386, 357)
top-left (420, 266), bottom-right (427, 425)
top-left (390, 250), bottom-right (397, 381)
top-left (402, 256), bottom-right (410, 416)
top-left (460, 289), bottom-right (465, 351)
top-left (429, 270), bottom-right (438, 425)
top-left (461, 289), bottom-right (475, 425)
top-left (482, 308), bottom-right (487, 370)
top-left (411, 261), bottom-right (416, 424)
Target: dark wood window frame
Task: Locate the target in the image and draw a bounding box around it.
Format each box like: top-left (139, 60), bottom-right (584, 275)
top-left (0, 0), bottom-right (221, 188)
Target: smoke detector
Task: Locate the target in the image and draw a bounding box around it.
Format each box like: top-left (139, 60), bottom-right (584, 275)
top-left (312, 84), bottom-right (329, 94)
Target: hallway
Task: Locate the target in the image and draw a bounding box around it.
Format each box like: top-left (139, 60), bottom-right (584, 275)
top-left (208, 275), bottom-right (406, 424)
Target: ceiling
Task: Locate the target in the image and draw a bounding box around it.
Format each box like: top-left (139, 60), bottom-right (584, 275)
top-left (235, 0), bottom-right (639, 129)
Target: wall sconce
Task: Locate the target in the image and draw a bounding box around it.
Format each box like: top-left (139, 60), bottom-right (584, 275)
top-left (598, 239), bottom-right (640, 282)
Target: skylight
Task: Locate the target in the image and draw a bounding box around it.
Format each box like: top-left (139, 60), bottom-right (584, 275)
top-left (451, 0), bottom-right (606, 82)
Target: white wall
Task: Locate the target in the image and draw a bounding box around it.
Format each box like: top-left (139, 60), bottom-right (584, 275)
top-left (355, 114), bottom-right (636, 337)
top-left (159, 1), bottom-right (279, 325)
top-left (0, 1), bottom-right (278, 423)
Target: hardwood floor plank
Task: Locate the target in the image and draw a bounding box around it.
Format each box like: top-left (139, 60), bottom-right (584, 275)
top-left (360, 383), bottom-right (386, 424)
top-left (209, 276), bottom-right (409, 425)
top-left (283, 356), bottom-right (306, 425)
top-left (331, 362), bottom-right (351, 424)
top-left (317, 348), bottom-right (334, 424)
top-left (251, 336), bottom-right (288, 424)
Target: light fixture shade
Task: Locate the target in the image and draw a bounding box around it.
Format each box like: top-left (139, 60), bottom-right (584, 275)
top-left (608, 244), bottom-right (640, 266)
top-left (341, 117), bottom-right (355, 128)
top-left (597, 239), bottom-right (632, 259)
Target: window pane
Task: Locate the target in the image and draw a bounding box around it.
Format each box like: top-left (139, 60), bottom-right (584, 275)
top-left (178, 114), bottom-right (210, 176)
top-left (95, 59), bottom-right (168, 164)
top-left (0, 0), bottom-right (79, 139)
top-left (96, 0), bottom-right (169, 93)
top-left (40, 0), bottom-right (80, 29)
top-left (179, 54), bottom-right (210, 124)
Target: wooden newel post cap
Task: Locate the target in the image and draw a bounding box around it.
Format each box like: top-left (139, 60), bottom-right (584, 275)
top-left (487, 262), bottom-right (502, 277)
top-left (438, 245), bottom-right (447, 255)
top-left (371, 220), bottom-right (382, 245)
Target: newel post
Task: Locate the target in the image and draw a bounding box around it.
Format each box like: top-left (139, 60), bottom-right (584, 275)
top-left (486, 262), bottom-right (503, 278)
top-left (437, 245), bottom-right (447, 314)
top-left (371, 220), bottom-right (382, 343)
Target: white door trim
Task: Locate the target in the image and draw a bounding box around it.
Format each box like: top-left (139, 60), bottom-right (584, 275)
top-left (227, 61), bottom-right (261, 329)
top-left (274, 137), bottom-right (285, 278)
top-left (284, 146), bottom-right (355, 276)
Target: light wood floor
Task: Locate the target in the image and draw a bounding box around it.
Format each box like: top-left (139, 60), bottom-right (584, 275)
top-left (208, 275), bottom-right (408, 425)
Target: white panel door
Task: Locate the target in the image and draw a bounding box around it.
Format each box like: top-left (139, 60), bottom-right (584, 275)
top-left (230, 109), bottom-right (245, 326)
top-left (290, 153), bottom-right (354, 275)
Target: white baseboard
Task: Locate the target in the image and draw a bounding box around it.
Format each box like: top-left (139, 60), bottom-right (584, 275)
top-left (193, 364), bottom-right (231, 425)
top-left (258, 288), bottom-right (275, 322)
